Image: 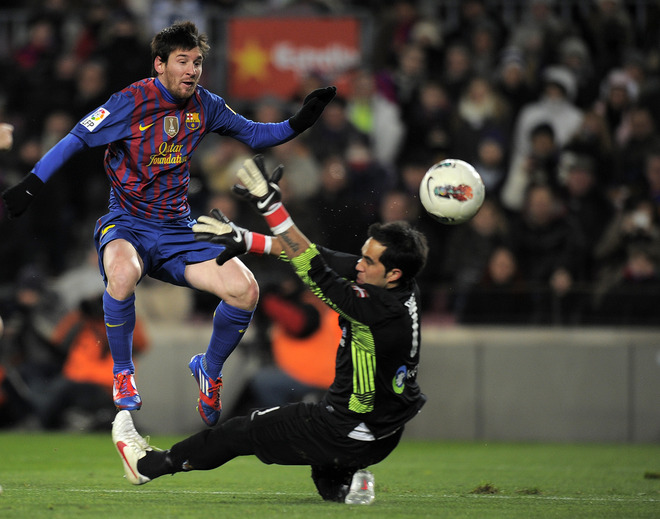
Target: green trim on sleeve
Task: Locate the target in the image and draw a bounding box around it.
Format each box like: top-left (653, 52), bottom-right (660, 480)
top-left (289, 243), bottom-right (327, 304)
top-left (289, 243), bottom-right (319, 271)
top-left (290, 242), bottom-right (377, 415)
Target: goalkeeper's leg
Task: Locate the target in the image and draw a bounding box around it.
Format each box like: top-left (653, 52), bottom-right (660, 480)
top-left (140, 415), bottom-right (255, 478)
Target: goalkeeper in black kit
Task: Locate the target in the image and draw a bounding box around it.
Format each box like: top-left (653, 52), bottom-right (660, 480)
top-left (112, 155), bottom-right (429, 505)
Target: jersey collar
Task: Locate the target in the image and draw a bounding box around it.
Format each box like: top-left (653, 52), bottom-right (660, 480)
top-left (154, 77), bottom-right (184, 105)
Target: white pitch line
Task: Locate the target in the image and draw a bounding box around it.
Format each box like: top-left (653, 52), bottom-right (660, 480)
top-left (49, 488), bottom-right (658, 503)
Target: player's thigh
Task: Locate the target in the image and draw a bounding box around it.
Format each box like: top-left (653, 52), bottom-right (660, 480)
top-left (184, 257), bottom-right (258, 306)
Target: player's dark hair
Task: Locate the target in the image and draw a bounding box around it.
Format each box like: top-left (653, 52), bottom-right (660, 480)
top-left (150, 21), bottom-right (210, 75)
top-left (368, 221), bottom-right (428, 283)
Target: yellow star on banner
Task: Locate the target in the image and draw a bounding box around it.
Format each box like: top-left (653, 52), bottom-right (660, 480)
top-left (231, 39), bottom-right (270, 82)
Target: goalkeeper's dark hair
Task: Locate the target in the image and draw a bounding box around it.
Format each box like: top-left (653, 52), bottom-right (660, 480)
top-left (368, 221), bottom-right (428, 283)
top-left (151, 21), bottom-right (210, 75)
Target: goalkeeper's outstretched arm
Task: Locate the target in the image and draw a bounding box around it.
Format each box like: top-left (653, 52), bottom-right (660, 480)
top-left (193, 155), bottom-right (315, 264)
top-left (231, 155), bottom-right (313, 260)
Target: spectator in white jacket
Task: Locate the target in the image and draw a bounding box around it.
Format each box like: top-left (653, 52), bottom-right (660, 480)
top-left (501, 65), bottom-right (583, 211)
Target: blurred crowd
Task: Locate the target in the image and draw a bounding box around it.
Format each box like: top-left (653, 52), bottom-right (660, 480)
top-left (0, 0), bottom-right (659, 368)
top-left (1, 0), bottom-right (660, 430)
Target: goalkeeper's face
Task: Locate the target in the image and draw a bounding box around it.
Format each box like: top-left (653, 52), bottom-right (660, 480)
top-left (355, 238), bottom-right (401, 289)
top-left (155, 47), bottom-right (203, 100)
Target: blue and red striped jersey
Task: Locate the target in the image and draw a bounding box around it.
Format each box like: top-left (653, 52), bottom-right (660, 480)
top-left (68, 78), bottom-right (295, 221)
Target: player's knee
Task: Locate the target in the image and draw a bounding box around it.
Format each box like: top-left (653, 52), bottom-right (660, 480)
top-left (106, 263), bottom-right (140, 299)
top-left (201, 260), bottom-right (260, 309)
top-left (216, 266), bottom-right (259, 310)
top-left (235, 274), bottom-right (259, 310)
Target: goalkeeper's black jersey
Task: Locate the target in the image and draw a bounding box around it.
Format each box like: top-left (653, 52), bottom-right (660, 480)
top-left (289, 244), bottom-right (426, 441)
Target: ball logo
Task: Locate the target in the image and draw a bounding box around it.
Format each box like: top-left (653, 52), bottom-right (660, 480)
top-left (433, 183), bottom-right (474, 202)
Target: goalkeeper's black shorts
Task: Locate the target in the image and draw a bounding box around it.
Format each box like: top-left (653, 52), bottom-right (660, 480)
top-left (246, 401), bottom-right (403, 468)
top-left (167, 401), bottom-right (403, 473)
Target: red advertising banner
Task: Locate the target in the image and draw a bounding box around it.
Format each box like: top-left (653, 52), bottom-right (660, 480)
top-left (227, 17), bottom-right (361, 100)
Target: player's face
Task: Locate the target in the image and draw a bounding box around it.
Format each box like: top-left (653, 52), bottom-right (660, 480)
top-left (355, 238), bottom-right (400, 288)
top-left (155, 47), bottom-right (203, 100)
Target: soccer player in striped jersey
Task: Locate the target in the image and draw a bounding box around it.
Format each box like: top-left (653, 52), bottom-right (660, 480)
top-left (1, 21), bottom-right (336, 426)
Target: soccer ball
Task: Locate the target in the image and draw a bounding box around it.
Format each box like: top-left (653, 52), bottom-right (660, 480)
top-left (419, 159), bottom-right (486, 225)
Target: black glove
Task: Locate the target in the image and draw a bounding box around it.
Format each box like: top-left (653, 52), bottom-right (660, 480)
top-left (232, 155), bottom-right (284, 215)
top-left (288, 86), bottom-right (337, 133)
top-left (193, 208), bottom-right (273, 265)
top-left (2, 173), bottom-right (44, 219)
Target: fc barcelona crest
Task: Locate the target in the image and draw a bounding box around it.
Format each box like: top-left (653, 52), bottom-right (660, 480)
top-left (164, 116), bottom-right (179, 138)
top-left (186, 112), bottom-right (201, 131)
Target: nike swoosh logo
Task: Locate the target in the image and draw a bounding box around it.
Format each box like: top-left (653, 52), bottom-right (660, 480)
top-left (251, 406), bottom-right (280, 419)
top-left (106, 321), bottom-right (126, 328)
top-left (116, 441), bottom-right (140, 480)
top-left (139, 122), bottom-right (155, 131)
top-left (256, 192), bottom-right (276, 210)
top-left (425, 176), bottom-right (434, 199)
top-left (101, 224), bottom-right (116, 236)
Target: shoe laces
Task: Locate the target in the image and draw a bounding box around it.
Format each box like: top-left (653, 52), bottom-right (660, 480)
top-left (116, 372), bottom-right (136, 396)
top-left (199, 376), bottom-right (222, 410)
top-left (115, 417), bottom-right (151, 452)
top-left (119, 420), bottom-right (160, 453)
top-left (208, 377), bottom-right (222, 407)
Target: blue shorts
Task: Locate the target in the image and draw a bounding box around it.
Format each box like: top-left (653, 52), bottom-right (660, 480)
top-left (93, 211), bottom-right (226, 287)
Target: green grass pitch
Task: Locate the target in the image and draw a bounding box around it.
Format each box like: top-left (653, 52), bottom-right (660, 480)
top-left (0, 432), bottom-right (658, 518)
